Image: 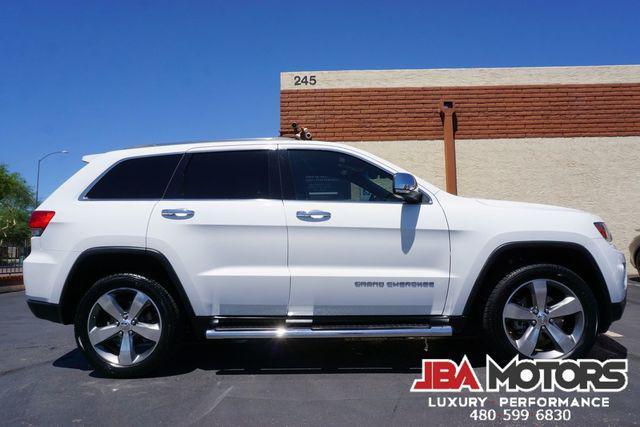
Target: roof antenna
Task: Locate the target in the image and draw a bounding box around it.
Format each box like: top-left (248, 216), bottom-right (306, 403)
top-left (292, 123), bottom-right (312, 140)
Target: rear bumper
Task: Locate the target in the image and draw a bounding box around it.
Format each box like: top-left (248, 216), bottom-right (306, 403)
top-left (23, 246), bottom-right (77, 304)
top-left (26, 299), bottom-right (64, 324)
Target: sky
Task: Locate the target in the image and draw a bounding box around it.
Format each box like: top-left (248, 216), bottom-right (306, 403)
top-left (1, 0), bottom-right (639, 199)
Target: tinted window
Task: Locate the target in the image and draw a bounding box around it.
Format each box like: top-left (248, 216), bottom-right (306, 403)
top-left (286, 150), bottom-right (402, 202)
top-left (170, 150), bottom-right (274, 199)
top-left (85, 154), bottom-right (181, 199)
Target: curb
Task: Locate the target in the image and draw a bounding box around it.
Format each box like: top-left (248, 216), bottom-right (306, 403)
top-left (0, 274), bottom-right (25, 294)
top-left (0, 284), bottom-right (25, 294)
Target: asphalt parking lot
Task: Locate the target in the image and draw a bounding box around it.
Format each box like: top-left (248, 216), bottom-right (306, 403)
top-left (1, 282), bottom-right (638, 426)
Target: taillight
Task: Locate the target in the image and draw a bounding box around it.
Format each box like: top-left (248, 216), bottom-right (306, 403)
top-left (29, 210), bottom-right (55, 237)
top-left (594, 222), bottom-right (612, 242)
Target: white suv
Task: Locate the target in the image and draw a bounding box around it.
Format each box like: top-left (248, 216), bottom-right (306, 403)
top-left (24, 138), bottom-right (627, 377)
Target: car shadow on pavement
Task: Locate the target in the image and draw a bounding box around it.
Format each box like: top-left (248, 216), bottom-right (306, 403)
top-left (52, 348), bottom-right (93, 372)
top-left (52, 334), bottom-right (627, 379)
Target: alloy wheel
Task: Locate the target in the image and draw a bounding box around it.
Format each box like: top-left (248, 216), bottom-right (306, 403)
top-left (502, 278), bottom-right (584, 359)
top-left (87, 288), bottom-right (162, 366)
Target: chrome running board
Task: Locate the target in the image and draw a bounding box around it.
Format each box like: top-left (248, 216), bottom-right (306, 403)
top-left (205, 325), bottom-right (452, 339)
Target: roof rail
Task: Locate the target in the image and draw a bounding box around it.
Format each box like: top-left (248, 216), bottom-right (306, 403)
top-left (127, 137), bottom-right (284, 149)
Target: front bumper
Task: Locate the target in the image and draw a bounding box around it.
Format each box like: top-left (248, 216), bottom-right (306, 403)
top-left (599, 289), bottom-right (627, 333)
top-left (27, 299), bottom-right (64, 324)
top-left (610, 292), bottom-right (627, 323)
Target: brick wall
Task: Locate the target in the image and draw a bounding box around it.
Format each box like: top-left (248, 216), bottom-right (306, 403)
top-left (280, 83), bottom-right (640, 141)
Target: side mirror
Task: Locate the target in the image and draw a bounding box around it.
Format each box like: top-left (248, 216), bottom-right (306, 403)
top-left (393, 173), bottom-right (422, 203)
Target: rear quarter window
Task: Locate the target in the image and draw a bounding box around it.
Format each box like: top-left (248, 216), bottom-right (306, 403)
top-left (84, 154), bottom-right (182, 199)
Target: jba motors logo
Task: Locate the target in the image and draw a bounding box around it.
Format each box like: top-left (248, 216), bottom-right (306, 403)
top-left (411, 356), bottom-right (628, 393)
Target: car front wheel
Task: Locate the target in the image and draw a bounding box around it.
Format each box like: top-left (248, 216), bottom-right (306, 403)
top-left (74, 273), bottom-right (180, 378)
top-left (483, 264), bottom-right (598, 360)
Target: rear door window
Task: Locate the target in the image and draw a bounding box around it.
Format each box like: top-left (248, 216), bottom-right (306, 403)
top-left (165, 150), bottom-right (279, 199)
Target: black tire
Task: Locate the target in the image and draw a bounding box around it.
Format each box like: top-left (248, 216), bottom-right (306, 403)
top-left (482, 264), bottom-right (598, 360)
top-left (74, 273), bottom-right (180, 378)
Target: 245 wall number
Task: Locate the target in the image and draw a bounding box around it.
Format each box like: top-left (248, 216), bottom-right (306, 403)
top-left (293, 75), bottom-right (317, 86)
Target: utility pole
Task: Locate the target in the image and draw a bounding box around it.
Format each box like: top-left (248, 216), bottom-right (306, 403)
top-left (439, 100), bottom-right (458, 195)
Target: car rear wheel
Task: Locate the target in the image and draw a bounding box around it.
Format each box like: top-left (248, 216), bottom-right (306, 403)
top-left (74, 273), bottom-right (180, 378)
top-left (483, 264), bottom-right (598, 360)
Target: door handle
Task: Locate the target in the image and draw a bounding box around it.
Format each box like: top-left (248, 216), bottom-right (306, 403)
top-left (296, 210), bottom-right (331, 222)
top-left (161, 209), bottom-right (195, 220)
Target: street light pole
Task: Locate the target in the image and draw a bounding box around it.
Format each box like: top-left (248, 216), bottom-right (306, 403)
top-left (35, 150), bottom-right (69, 208)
